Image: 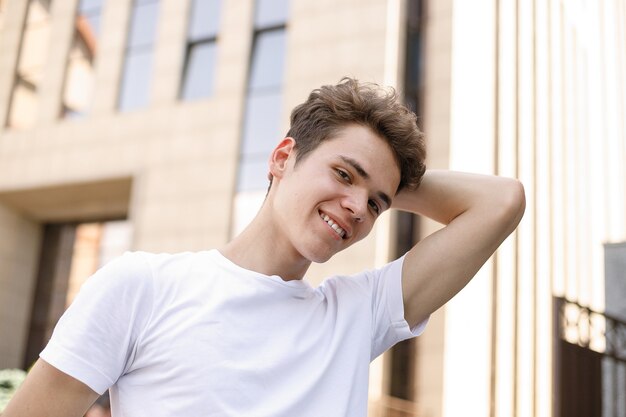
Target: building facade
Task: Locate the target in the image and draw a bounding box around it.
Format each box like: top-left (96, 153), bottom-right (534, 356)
top-left (0, 0), bottom-right (625, 416)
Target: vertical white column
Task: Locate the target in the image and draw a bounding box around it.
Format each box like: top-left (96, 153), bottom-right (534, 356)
top-left (561, 4), bottom-right (578, 303)
top-left (549, 0), bottom-right (566, 300)
top-left (585, 0), bottom-right (608, 313)
top-left (494, 0), bottom-right (518, 414)
top-left (516, 0), bottom-right (536, 415)
top-left (534, 1), bottom-right (553, 416)
top-left (602, 0), bottom-right (626, 243)
top-left (572, 0), bottom-right (592, 308)
top-left (443, 1), bottom-right (496, 416)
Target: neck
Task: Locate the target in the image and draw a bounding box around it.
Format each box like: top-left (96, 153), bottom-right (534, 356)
top-left (220, 206), bottom-right (311, 281)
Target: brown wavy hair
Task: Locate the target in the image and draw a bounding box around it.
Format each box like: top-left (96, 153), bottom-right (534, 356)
top-left (286, 77), bottom-right (426, 192)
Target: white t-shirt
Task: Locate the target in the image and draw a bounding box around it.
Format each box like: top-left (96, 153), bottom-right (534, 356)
top-left (41, 250), bottom-right (427, 417)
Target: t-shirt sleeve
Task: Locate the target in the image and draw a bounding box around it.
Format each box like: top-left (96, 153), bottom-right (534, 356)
top-left (40, 252), bottom-right (154, 395)
top-left (368, 255), bottom-right (428, 360)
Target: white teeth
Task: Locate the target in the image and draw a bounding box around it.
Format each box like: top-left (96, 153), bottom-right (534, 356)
top-left (320, 212), bottom-right (346, 238)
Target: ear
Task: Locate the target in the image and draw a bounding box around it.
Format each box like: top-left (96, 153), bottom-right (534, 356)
top-left (268, 137), bottom-right (296, 181)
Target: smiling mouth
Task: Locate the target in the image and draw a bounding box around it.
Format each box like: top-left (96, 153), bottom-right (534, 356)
top-left (319, 212), bottom-right (346, 239)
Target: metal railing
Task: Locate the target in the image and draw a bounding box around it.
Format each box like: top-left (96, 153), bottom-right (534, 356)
top-left (554, 297), bottom-right (626, 417)
top-left (557, 297), bottom-right (626, 361)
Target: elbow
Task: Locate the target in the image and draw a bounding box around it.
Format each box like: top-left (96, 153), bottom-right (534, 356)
top-left (500, 178), bottom-right (526, 228)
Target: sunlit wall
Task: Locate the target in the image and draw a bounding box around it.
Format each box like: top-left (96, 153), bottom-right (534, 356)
top-left (428, 1), bottom-right (626, 416)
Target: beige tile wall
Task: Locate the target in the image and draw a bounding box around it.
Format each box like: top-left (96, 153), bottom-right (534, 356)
top-left (0, 203), bottom-right (42, 368)
top-left (285, 0), bottom-right (389, 115)
top-left (0, 0), bottom-right (250, 364)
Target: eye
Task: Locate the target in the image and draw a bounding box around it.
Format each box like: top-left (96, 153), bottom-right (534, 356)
top-left (336, 168), bottom-right (351, 182)
top-left (368, 199), bottom-right (381, 215)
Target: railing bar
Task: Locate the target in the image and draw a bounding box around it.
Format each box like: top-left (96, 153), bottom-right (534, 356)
top-left (559, 298), bottom-right (626, 361)
top-left (620, 360), bottom-right (624, 417)
top-left (561, 297), bottom-right (626, 325)
top-left (613, 358), bottom-right (617, 417)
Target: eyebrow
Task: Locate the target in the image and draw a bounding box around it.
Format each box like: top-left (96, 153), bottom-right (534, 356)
top-left (339, 155), bottom-right (392, 209)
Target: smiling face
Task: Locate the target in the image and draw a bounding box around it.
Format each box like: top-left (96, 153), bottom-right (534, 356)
top-left (268, 124), bottom-right (401, 264)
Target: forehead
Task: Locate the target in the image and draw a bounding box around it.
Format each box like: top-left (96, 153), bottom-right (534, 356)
top-left (314, 124), bottom-right (401, 193)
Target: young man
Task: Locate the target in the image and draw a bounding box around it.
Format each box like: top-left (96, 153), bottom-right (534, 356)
top-left (4, 78), bottom-right (525, 416)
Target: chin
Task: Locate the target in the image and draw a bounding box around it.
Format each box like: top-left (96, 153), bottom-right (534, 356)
top-left (310, 253), bottom-right (334, 264)
top-left (299, 246), bottom-right (336, 264)
top-left (309, 244), bottom-right (350, 264)
top-left (297, 235), bottom-right (351, 264)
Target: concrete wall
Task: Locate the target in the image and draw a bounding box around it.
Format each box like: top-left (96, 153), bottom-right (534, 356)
top-left (0, 203), bottom-right (41, 368)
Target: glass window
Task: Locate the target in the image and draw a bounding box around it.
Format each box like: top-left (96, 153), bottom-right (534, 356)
top-left (180, 42), bottom-right (216, 100)
top-left (127, 1), bottom-right (159, 49)
top-left (232, 0), bottom-right (288, 235)
top-left (234, 1), bottom-right (288, 194)
top-left (118, 50), bottom-right (153, 111)
top-left (248, 29), bottom-right (286, 91)
top-left (240, 91), bottom-right (282, 156)
top-left (118, 0), bottom-right (160, 112)
top-left (82, 13), bottom-right (101, 39)
top-left (255, 0), bottom-right (288, 28)
top-left (61, 0), bottom-right (104, 118)
top-left (79, 0), bottom-right (103, 12)
top-left (237, 157), bottom-right (272, 192)
top-left (179, 0), bottom-right (222, 101)
top-left (188, 0), bottom-right (220, 41)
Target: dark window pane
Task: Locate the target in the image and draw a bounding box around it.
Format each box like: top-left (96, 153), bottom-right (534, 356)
top-left (181, 41), bottom-right (216, 100)
top-left (241, 91), bottom-right (282, 156)
top-left (127, 1), bottom-right (159, 49)
top-left (255, 0), bottom-right (288, 28)
top-left (188, 0), bottom-right (221, 41)
top-left (248, 29), bottom-right (285, 91)
top-left (237, 156), bottom-right (271, 192)
top-left (118, 50), bottom-right (153, 111)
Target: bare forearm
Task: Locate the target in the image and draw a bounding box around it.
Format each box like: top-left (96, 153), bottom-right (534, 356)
top-left (392, 170), bottom-right (526, 228)
top-left (2, 359), bottom-right (98, 417)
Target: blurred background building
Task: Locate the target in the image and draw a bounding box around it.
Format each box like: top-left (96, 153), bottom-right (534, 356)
top-left (0, 0), bottom-right (625, 416)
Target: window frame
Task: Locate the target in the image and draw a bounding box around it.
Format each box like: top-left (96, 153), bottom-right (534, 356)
top-left (179, 0), bottom-right (222, 101)
top-left (117, 0), bottom-right (160, 112)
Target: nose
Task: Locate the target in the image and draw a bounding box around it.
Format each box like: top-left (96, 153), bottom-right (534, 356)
top-left (341, 190), bottom-right (368, 222)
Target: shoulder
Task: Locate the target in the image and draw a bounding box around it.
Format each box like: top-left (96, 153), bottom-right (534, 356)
top-left (97, 250), bottom-right (209, 278)
top-left (83, 251), bottom-right (208, 297)
top-left (319, 256), bottom-right (405, 297)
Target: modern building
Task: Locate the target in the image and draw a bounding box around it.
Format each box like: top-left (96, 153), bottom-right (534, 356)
top-left (0, 0), bottom-right (624, 416)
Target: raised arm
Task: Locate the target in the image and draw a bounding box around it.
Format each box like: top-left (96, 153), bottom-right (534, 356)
top-left (2, 359), bottom-right (99, 417)
top-left (393, 170), bottom-right (526, 328)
